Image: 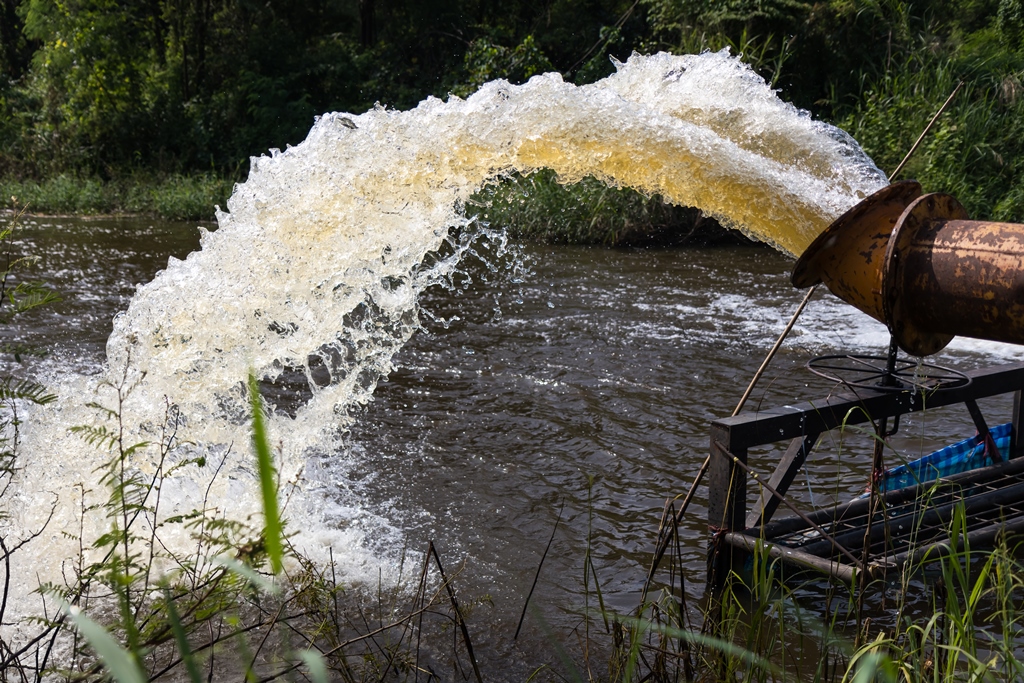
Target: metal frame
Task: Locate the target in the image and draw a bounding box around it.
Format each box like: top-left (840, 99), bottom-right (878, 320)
top-left (706, 362), bottom-right (1024, 592)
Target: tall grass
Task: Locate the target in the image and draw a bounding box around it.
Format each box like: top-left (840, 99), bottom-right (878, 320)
top-left (0, 173), bottom-right (233, 221)
top-left (837, 50), bottom-right (1024, 223)
top-left (469, 169), bottom-right (737, 247)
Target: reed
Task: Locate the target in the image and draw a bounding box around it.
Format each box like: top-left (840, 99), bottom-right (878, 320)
top-left (2, 167), bottom-right (737, 245)
top-left (470, 169), bottom-right (737, 247)
top-left (0, 173), bottom-right (233, 221)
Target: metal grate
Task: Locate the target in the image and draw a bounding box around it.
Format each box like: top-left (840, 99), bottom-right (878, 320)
top-left (740, 455), bottom-right (1024, 574)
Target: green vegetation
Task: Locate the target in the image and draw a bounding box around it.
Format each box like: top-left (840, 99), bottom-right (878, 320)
top-left (473, 170), bottom-right (739, 247)
top-left (0, 173), bottom-right (232, 220)
top-left (1, 0), bottom-right (1023, 232)
top-left (0, 0), bottom-right (645, 178)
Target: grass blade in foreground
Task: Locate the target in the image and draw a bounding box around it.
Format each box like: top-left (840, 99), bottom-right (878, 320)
top-left (66, 605), bottom-right (146, 683)
top-left (162, 585), bottom-right (203, 683)
top-left (248, 372), bottom-right (284, 574)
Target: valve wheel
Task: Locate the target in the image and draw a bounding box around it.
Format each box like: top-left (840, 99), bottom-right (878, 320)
top-left (807, 354), bottom-right (971, 393)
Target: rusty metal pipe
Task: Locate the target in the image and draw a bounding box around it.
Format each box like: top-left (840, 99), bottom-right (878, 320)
top-left (793, 182), bottom-right (1024, 357)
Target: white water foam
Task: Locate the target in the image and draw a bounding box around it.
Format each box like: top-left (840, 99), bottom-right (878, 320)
top-left (1, 50), bottom-right (887, 629)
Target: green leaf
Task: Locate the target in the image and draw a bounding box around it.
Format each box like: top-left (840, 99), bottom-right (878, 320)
top-left (248, 372), bottom-right (284, 574)
top-left (295, 649), bottom-right (329, 683)
top-left (66, 605), bottom-right (146, 683)
top-left (162, 586), bottom-right (203, 683)
top-left (0, 377), bottom-right (55, 404)
top-left (70, 424), bottom-right (117, 450)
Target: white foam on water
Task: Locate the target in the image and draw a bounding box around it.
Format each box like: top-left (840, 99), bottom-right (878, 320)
top-left (1, 50), bottom-right (888, 632)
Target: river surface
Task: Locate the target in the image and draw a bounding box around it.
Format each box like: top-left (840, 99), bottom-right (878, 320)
top-left (7, 214), bottom-right (1024, 675)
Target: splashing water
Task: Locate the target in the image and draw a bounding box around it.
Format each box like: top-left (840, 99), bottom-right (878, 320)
top-left (2, 50), bottom-right (886, 622)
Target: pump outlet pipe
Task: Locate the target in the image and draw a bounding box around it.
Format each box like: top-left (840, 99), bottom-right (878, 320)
top-left (793, 180), bottom-right (1024, 357)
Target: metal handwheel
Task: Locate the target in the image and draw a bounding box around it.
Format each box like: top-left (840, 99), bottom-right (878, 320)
top-left (807, 353), bottom-right (971, 392)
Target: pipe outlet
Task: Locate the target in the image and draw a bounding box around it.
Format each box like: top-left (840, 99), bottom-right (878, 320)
top-left (793, 181), bottom-right (1024, 357)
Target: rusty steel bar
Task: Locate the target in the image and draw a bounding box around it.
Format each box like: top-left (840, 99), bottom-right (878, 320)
top-left (794, 183), bottom-right (1024, 356)
top-left (792, 180), bottom-right (921, 325)
top-left (722, 532), bottom-right (862, 584)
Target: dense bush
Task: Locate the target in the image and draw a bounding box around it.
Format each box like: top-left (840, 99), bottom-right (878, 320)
top-left (471, 170), bottom-right (737, 246)
top-left (2, 0), bottom-right (1024, 230)
top-left (0, 173), bottom-right (232, 220)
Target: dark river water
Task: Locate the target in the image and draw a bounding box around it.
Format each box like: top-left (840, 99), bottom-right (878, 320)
top-left (6, 214), bottom-right (1023, 676)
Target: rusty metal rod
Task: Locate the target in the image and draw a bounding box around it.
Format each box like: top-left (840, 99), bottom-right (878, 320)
top-left (888, 81), bottom-right (964, 181)
top-left (733, 285), bottom-right (819, 416)
top-left (712, 441), bottom-right (866, 571)
top-left (722, 532), bottom-right (860, 583)
top-left (639, 286), bottom-right (819, 604)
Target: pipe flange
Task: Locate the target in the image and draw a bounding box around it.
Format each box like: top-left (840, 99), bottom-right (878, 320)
top-left (792, 181), bottom-right (922, 326)
top-left (882, 193), bottom-right (968, 356)
top-left (792, 181), bottom-right (921, 287)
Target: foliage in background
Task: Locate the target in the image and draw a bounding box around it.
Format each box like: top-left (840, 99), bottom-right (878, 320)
top-left (471, 170), bottom-right (737, 246)
top-left (453, 34), bottom-right (555, 99)
top-left (0, 0), bottom-right (647, 179)
top-left (0, 173), bottom-right (232, 220)
top-left (834, 6), bottom-right (1024, 221)
top-left (4, 0), bottom-right (1024, 229)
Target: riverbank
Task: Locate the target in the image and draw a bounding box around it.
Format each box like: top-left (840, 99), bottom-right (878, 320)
top-left (1, 170), bottom-right (745, 246)
top-left (0, 173), bottom-right (234, 222)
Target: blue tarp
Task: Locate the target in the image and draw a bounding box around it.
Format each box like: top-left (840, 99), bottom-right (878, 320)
top-left (880, 422), bottom-right (1012, 492)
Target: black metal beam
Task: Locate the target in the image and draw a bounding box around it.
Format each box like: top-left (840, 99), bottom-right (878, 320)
top-left (746, 433), bottom-right (819, 530)
top-left (710, 363), bottom-right (1024, 453)
top-left (707, 363), bottom-right (1024, 590)
top-left (1013, 390), bottom-right (1024, 459)
top-left (706, 425), bottom-right (746, 594)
